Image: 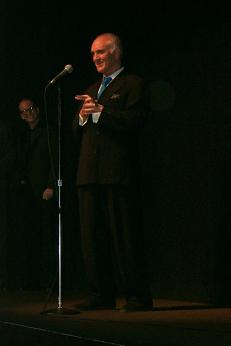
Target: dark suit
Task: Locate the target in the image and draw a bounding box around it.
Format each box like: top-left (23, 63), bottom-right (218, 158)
top-left (11, 120), bottom-right (58, 289)
top-left (74, 70), bottom-right (152, 304)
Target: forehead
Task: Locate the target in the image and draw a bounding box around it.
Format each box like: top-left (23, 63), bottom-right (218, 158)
top-left (91, 36), bottom-right (113, 52)
top-left (18, 100), bottom-right (33, 110)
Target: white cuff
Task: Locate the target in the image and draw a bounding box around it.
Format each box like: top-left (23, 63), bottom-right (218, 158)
top-left (92, 112), bottom-right (101, 123)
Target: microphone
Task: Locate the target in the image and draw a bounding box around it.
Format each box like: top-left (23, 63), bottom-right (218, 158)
top-left (47, 64), bottom-right (74, 86)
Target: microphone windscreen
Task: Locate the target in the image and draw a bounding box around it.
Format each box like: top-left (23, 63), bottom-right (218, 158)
top-left (65, 64), bottom-right (74, 74)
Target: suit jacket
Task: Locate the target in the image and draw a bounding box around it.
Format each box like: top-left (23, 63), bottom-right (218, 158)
top-left (15, 121), bottom-right (57, 201)
top-left (75, 70), bottom-right (147, 186)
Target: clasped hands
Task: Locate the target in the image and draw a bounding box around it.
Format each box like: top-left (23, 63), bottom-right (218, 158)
top-left (75, 95), bottom-right (103, 120)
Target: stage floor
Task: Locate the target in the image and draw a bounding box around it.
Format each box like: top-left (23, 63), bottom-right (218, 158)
top-left (0, 290), bottom-right (231, 345)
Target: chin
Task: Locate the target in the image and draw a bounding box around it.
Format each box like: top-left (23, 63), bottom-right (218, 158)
top-left (97, 68), bottom-right (104, 74)
top-left (96, 64), bottom-right (105, 73)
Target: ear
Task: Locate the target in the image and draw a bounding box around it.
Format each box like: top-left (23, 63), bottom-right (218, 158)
top-left (114, 47), bottom-right (121, 62)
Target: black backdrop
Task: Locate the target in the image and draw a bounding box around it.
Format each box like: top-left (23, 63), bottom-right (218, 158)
top-left (1, 1), bottom-right (231, 302)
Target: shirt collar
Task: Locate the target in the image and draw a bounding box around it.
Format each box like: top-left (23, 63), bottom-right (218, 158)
top-left (104, 67), bottom-right (124, 81)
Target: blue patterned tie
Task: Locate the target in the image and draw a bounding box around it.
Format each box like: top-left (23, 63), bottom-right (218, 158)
top-left (97, 76), bottom-right (112, 98)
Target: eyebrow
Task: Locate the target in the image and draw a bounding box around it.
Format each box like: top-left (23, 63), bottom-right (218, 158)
top-left (91, 48), bottom-right (105, 54)
top-left (19, 105), bottom-right (34, 111)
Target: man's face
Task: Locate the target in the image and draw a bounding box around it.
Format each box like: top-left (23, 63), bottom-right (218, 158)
top-left (18, 100), bottom-right (39, 125)
top-left (91, 35), bottom-right (120, 76)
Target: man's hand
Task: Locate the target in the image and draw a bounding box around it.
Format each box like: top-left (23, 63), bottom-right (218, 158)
top-left (42, 188), bottom-right (54, 200)
top-left (75, 94), bottom-right (103, 118)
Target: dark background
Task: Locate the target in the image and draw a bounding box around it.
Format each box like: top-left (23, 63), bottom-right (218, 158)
top-left (1, 1), bottom-right (231, 303)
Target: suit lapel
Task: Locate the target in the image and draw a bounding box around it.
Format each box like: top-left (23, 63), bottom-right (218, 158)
top-left (97, 73), bottom-right (124, 102)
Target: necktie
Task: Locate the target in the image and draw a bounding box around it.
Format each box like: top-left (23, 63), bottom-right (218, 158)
top-left (97, 76), bottom-right (112, 99)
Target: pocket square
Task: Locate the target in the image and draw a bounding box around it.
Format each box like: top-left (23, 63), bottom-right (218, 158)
top-left (110, 93), bottom-right (120, 99)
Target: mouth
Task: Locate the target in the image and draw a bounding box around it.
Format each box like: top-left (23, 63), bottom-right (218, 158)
top-left (95, 61), bottom-right (104, 68)
top-left (23, 114), bottom-right (35, 121)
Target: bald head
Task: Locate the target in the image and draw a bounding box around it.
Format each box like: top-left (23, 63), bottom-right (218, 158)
top-left (91, 33), bottom-right (123, 76)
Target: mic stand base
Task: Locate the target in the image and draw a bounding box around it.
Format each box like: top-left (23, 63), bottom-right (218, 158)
top-left (40, 307), bottom-right (80, 315)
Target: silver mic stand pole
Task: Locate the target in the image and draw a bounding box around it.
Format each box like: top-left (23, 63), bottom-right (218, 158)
top-left (41, 81), bottom-right (79, 315)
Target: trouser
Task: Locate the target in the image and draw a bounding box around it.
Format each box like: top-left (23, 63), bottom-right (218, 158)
top-left (77, 184), bottom-right (151, 301)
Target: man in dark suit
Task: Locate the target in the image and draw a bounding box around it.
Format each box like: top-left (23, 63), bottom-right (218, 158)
top-left (13, 98), bottom-right (58, 290)
top-left (73, 33), bottom-right (153, 311)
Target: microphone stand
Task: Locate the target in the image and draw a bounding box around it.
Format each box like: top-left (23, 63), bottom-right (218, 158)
top-left (41, 81), bottom-right (79, 315)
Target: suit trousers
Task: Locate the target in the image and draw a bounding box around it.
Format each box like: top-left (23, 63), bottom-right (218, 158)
top-left (77, 184), bottom-right (151, 301)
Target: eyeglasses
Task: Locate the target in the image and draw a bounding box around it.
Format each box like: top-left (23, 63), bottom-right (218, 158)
top-left (19, 105), bottom-right (36, 114)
